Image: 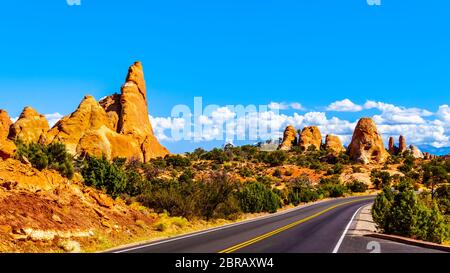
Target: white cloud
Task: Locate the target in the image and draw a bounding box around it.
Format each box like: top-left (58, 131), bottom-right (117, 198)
top-left (364, 100), bottom-right (433, 125)
top-left (326, 99), bottom-right (363, 112)
top-left (437, 105), bottom-right (450, 125)
top-left (211, 107), bottom-right (236, 122)
top-left (268, 102), bottom-right (289, 110)
top-left (268, 102), bottom-right (305, 111)
top-left (290, 102), bottom-right (304, 110)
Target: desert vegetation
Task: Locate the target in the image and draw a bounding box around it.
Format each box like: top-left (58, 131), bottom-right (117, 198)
top-left (372, 156), bottom-right (450, 244)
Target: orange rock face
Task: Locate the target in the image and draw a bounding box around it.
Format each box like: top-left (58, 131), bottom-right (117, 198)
top-left (348, 118), bottom-right (390, 164)
top-left (48, 62), bottom-right (169, 162)
top-left (324, 134), bottom-right (346, 155)
top-left (101, 61), bottom-right (169, 161)
top-left (8, 107), bottom-right (50, 144)
top-left (299, 126), bottom-right (322, 151)
top-left (279, 125), bottom-right (298, 151)
top-left (0, 110), bottom-right (16, 159)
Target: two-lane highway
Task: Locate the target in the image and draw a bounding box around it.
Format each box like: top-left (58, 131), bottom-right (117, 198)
top-left (113, 196), bottom-right (374, 253)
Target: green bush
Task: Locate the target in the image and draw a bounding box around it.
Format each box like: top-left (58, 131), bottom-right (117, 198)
top-left (238, 182), bottom-right (282, 213)
top-left (81, 156), bottom-right (127, 198)
top-left (201, 148), bottom-right (230, 164)
top-left (259, 151), bottom-right (287, 167)
top-left (435, 185), bottom-right (450, 215)
top-left (320, 183), bottom-right (347, 198)
top-left (347, 180), bottom-right (369, 193)
top-left (287, 177), bottom-right (319, 205)
top-left (371, 170), bottom-right (392, 189)
top-left (372, 183), bottom-right (450, 244)
top-left (15, 141), bottom-right (74, 179)
top-left (165, 154), bottom-right (192, 168)
top-left (238, 167), bottom-right (253, 178)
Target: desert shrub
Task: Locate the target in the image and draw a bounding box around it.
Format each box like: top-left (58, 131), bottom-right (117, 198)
top-left (256, 175), bottom-right (276, 187)
top-left (238, 182), bottom-right (282, 213)
top-left (320, 183), bottom-right (347, 198)
top-left (371, 170), bottom-right (392, 189)
top-left (15, 141), bottom-right (74, 179)
top-left (347, 180), bottom-right (369, 193)
top-left (319, 175), bottom-right (341, 185)
top-left (81, 156), bottom-right (128, 198)
top-left (258, 150), bottom-right (287, 167)
top-left (139, 172), bottom-right (241, 220)
top-left (272, 169), bottom-right (282, 178)
top-left (398, 155), bottom-right (416, 175)
top-left (201, 148), bottom-right (230, 164)
top-left (435, 185), bottom-right (450, 215)
top-left (287, 177), bottom-right (319, 205)
top-left (164, 154), bottom-right (191, 168)
top-left (238, 167), bottom-right (253, 178)
top-left (327, 163), bottom-right (344, 175)
top-left (372, 182), bottom-right (450, 244)
top-left (178, 168), bottom-right (195, 184)
top-left (422, 160), bottom-right (449, 197)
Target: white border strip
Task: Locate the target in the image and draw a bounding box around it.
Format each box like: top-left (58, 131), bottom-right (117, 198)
top-left (332, 205), bottom-right (366, 253)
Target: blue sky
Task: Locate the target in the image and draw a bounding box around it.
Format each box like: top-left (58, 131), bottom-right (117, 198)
top-left (0, 0), bottom-right (449, 154)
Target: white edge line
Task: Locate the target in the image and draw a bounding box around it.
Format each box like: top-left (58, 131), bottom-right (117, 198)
top-left (113, 196), bottom-right (372, 253)
top-left (332, 204), bottom-right (366, 254)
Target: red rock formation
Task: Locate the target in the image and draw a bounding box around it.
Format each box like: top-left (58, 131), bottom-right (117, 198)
top-left (279, 125), bottom-right (298, 151)
top-left (348, 118), bottom-right (390, 164)
top-left (8, 106), bottom-right (50, 144)
top-left (325, 134), bottom-right (346, 155)
top-left (0, 110), bottom-right (16, 159)
top-left (299, 126), bottom-right (322, 151)
top-left (388, 136), bottom-right (398, 155)
top-left (100, 61), bottom-right (169, 161)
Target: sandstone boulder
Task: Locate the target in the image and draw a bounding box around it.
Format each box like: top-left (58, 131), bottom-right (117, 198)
top-left (279, 125), bottom-right (298, 151)
top-left (348, 118), bottom-right (390, 164)
top-left (324, 134), bottom-right (346, 155)
top-left (409, 145), bottom-right (424, 159)
top-left (299, 126), bottom-right (322, 151)
top-left (8, 106), bottom-right (49, 143)
top-left (0, 110), bottom-right (16, 159)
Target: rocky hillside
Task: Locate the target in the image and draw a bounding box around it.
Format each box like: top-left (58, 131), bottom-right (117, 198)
top-left (0, 158), bottom-right (157, 253)
top-left (0, 62), bottom-right (169, 163)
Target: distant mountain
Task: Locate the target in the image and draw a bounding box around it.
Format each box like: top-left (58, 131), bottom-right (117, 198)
top-left (417, 145), bottom-right (450, 156)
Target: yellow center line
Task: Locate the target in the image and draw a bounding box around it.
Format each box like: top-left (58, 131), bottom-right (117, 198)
top-left (218, 198), bottom-right (373, 253)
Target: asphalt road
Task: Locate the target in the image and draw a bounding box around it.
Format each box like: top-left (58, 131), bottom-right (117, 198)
top-left (113, 196), bottom-right (378, 253)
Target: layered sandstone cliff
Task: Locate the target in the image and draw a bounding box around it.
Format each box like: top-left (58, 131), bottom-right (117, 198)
top-left (2, 62), bottom-right (169, 162)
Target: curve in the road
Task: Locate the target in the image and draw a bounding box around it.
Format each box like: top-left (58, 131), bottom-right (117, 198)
top-left (113, 196), bottom-right (375, 253)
